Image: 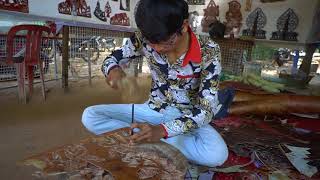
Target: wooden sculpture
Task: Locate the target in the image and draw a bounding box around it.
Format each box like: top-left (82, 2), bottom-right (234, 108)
top-left (0, 0), bottom-right (28, 13)
top-left (224, 0), bottom-right (242, 37)
top-left (22, 128), bottom-right (188, 179)
top-left (201, 0), bottom-right (219, 33)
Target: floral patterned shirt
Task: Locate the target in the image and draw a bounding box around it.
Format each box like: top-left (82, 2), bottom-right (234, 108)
top-left (102, 28), bottom-right (222, 138)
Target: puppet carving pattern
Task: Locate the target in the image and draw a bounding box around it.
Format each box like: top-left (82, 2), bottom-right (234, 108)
top-left (23, 128), bottom-right (188, 179)
top-left (224, 0), bottom-right (242, 36)
top-left (94, 0), bottom-right (106, 22)
top-left (58, 0), bottom-right (91, 18)
top-left (242, 8), bottom-right (267, 39)
top-left (201, 0), bottom-right (219, 32)
top-left (0, 0), bottom-right (28, 13)
top-left (110, 13), bottom-right (130, 26)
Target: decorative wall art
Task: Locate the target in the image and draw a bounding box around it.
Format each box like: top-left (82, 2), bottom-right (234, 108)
top-left (105, 1), bottom-right (111, 18)
top-left (201, 0), bottom-right (219, 33)
top-left (110, 13), bottom-right (130, 26)
top-left (120, 0), bottom-right (130, 11)
top-left (22, 128), bottom-right (188, 180)
top-left (242, 8), bottom-right (267, 39)
top-left (94, 0), bottom-right (106, 22)
top-left (187, 0), bottom-right (205, 5)
top-left (224, 0), bottom-right (242, 37)
top-left (0, 0), bottom-right (28, 13)
top-left (189, 11), bottom-right (200, 32)
top-left (271, 8), bottom-right (299, 41)
top-left (58, 0), bottom-right (91, 18)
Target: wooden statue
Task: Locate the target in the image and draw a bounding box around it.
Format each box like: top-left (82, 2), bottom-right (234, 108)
top-left (201, 0), bottom-right (219, 33)
top-left (224, 0), bottom-right (242, 37)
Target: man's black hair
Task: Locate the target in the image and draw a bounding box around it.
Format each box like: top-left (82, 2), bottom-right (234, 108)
top-left (209, 21), bottom-right (226, 39)
top-left (135, 0), bottom-right (189, 43)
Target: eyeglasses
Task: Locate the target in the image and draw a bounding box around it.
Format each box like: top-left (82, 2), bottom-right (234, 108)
top-left (142, 27), bottom-right (183, 48)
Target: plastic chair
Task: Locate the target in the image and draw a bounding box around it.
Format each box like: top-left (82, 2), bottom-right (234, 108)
top-left (6, 25), bottom-right (51, 103)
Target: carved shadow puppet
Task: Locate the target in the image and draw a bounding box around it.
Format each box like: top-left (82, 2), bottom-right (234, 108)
top-left (58, 0), bottom-right (91, 18)
top-left (22, 128), bottom-right (188, 179)
top-left (187, 0), bottom-right (205, 5)
top-left (0, 0), bottom-right (28, 13)
top-left (120, 0), bottom-right (130, 11)
top-left (224, 0), bottom-right (242, 37)
top-left (271, 8), bottom-right (299, 41)
top-left (105, 1), bottom-right (111, 18)
top-left (110, 13), bottom-right (130, 26)
top-left (94, 0), bottom-right (106, 22)
top-left (201, 0), bottom-right (219, 33)
top-left (242, 8), bottom-right (267, 39)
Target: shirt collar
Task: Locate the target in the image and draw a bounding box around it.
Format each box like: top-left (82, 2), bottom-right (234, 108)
top-left (181, 26), bottom-right (202, 67)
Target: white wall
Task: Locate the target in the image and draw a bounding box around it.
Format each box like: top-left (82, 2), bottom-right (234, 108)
top-left (1, 0), bottom-right (318, 43)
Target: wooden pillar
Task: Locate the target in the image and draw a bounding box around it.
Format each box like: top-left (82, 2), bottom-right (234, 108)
top-left (62, 26), bottom-right (69, 91)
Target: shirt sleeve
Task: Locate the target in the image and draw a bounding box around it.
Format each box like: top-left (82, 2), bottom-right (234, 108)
top-left (101, 33), bottom-right (143, 76)
top-left (161, 42), bottom-right (222, 137)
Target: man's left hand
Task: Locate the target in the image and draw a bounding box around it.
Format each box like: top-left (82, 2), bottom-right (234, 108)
top-left (130, 123), bottom-right (166, 143)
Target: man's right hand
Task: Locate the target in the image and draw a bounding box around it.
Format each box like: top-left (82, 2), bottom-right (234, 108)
top-left (106, 67), bottom-right (126, 89)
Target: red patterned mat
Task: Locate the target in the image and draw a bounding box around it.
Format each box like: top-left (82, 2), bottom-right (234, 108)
top-left (211, 115), bottom-right (320, 179)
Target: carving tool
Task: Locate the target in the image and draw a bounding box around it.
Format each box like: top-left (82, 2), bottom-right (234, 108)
top-left (131, 104), bottom-right (134, 135)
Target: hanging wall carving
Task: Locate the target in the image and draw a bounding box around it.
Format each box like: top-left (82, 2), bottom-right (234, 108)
top-left (271, 8), bottom-right (299, 41)
top-left (120, 0), bottom-right (130, 11)
top-left (242, 8), bottom-right (267, 39)
top-left (201, 0), bottom-right (219, 33)
top-left (58, 0), bottom-right (91, 18)
top-left (110, 13), bottom-right (130, 26)
top-left (187, 0), bottom-right (205, 5)
top-left (94, 0), bottom-right (106, 22)
top-left (105, 1), bottom-right (111, 18)
top-left (0, 0), bottom-right (28, 13)
top-left (224, 0), bottom-right (242, 36)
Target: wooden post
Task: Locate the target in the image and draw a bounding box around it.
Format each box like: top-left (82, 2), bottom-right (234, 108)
top-left (87, 42), bottom-right (92, 86)
top-left (62, 26), bottom-right (69, 91)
